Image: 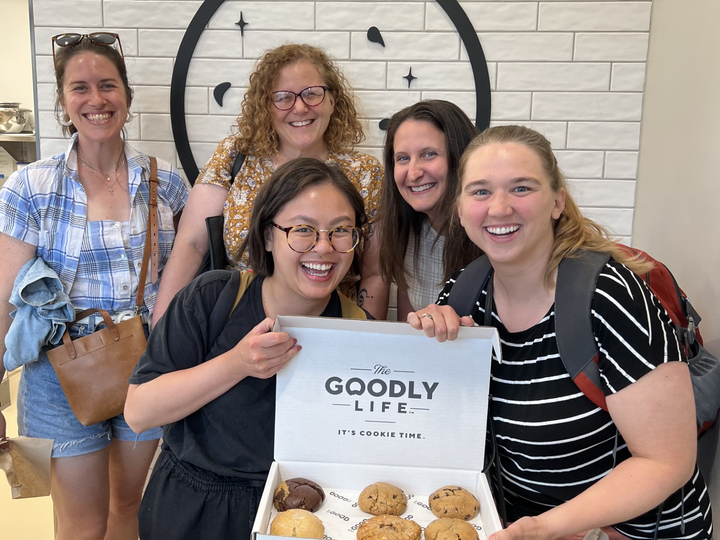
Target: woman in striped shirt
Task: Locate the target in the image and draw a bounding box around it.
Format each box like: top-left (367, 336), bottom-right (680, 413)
top-left (410, 125), bottom-right (712, 540)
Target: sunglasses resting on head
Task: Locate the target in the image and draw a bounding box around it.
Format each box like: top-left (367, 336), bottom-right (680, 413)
top-left (51, 32), bottom-right (124, 64)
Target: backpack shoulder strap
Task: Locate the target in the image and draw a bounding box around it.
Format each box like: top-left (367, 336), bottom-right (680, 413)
top-left (230, 152), bottom-right (246, 185)
top-left (446, 255), bottom-right (493, 317)
top-left (339, 293), bottom-right (368, 320)
top-left (555, 250), bottom-right (611, 410)
top-left (206, 270), bottom-right (254, 345)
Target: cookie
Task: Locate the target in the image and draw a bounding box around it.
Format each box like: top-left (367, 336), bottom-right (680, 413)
top-left (356, 515), bottom-right (422, 540)
top-left (270, 509), bottom-right (325, 538)
top-left (358, 482), bottom-right (407, 516)
top-left (274, 478), bottom-right (325, 512)
top-left (428, 486), bottom-right (479, 520)
top-left (425, 518), bottom-right (479, 540)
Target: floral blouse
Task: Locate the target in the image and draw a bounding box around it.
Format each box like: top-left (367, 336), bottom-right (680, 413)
top-left (196, 134), bottom-right (383, 268)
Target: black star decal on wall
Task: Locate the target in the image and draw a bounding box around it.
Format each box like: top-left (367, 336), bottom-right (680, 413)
top-left (403, 68), bottom-right (417, 88)
top-left (235, 12), bottom-right (248, 36)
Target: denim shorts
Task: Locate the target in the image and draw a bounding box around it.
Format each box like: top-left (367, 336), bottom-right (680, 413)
top-left (17, 322), bottom-right (162, 458)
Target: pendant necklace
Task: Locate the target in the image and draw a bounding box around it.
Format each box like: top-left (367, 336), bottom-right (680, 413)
top-left (77, 151), bottom-right (126, 194)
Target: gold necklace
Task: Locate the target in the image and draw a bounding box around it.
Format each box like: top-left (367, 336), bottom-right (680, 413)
top-left (77, 151), bottom-right (126, 194)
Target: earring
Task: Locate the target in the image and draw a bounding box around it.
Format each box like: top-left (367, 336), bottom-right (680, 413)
top-left (59, 112), bottom-right (73, 127)
top-left (125, 110), bottom-right (134, 124)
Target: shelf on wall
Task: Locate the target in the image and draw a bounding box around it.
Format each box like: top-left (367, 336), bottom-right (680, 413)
top-left (0, 133), bottom-right (36, 143)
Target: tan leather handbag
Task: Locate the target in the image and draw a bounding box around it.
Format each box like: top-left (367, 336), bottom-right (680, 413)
top-left (47, 157), bottom-right (160, 426)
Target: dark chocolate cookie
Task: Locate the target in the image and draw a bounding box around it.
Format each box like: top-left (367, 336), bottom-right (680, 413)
top-left (274, 478), bottom-right (326, 512)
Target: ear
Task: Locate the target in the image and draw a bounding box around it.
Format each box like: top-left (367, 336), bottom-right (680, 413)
top-left (264, 225), bottom-right (274, 252)
top-left (457, 199), bottom-right (465, 228)
top-left (551, 187), bottom-right (566, 220)
top-left (327, 90), bottom-right (336, 112)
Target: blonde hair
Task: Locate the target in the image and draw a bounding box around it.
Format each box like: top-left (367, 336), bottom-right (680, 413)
top-left (456, 125), bottom-right (653, 288)
top-left (234, 44), bottom-right (364, 158)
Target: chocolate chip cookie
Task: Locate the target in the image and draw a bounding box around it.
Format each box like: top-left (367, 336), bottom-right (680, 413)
top-left (358, 482), bottom-right (407, 516)
top-left (428, 486), bottom-right (479, 520)
top-left (425, 518), bottom-right (480, 540)
top-left (274, 478), bottom-right (325, 512)
top-left (356, 515), bottom-right (422, 540)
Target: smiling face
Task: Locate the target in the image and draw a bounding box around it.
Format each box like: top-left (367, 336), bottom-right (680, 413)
top-left (272, 61), bottom-right (336, 162)
top-left (265, 182), bottom-right (356, 309)
top-left (458, 142), bottom-right (565, 271)
top-left (59, 52), bottom-right (129, 145)
top-left (392, 119), bottom-right (449, 230)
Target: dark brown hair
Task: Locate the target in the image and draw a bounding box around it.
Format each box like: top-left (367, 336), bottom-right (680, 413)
top-left (53, 36), bottom-right (133, 137)
top-left (239, 157), bottom-right (367, 277)
top-left (378, 100), bottom-right (482, 288)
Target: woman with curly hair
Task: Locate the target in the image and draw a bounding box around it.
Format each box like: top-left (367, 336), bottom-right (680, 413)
top-left (154, 44), bottom-right (386, 320)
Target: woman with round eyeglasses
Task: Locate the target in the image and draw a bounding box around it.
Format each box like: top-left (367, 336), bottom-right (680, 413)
top-left (154, 43), bottom-right (388, 324)
top-left (124, 157), bottom-right (369, 540)
top-left (0, 32), bottom-right (188, 539)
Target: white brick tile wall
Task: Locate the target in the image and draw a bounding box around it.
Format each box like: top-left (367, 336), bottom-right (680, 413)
top-left (497, 63), bottom-right (611, 91)
top-left (351, 33), bottom-right (460, 61)
top-left (427, 2), bottom-right (538, 32)
top-left (567, 179), bottom-right (636, 207)
top-left (582, 208), bottom-right (634, 236)
top-left (532, 92), bottom-right (642, 121)
top-left (611, 63), bottom-right (647, 92)
top-left (140, 114), bottom-right (173, 142)
top-left (472, 33), bottom-right (574, 62)
top-left (538, 2), bottom-right (652, 32)
top-left (210, 2), bottom-right (315, 31)
top-left (386, 63), bottom-right (475, 90)
top-left (574, 33), bottom-right (649, 62)
top-left (604, 152), bottom-right (639, 179)
top-left (318, 3), bottom-right (425, 31)
top-left (245, 32), bottom-right (350, 59)
top-left (33, 0), bottom-right (102, 27)
top-left (336, 62), bottom-right (387, 90)
top-left (567, 122), bottom-right (641, 150)
top-left (32, 0), bottom-right (652, 236)
top-left (104, 2), bottom-right (201, 29)
top-left (555, 150), bottom-right (604, 178)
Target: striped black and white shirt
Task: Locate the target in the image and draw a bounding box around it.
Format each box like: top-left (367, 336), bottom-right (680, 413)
top-left (438, 260), bottom-right (713, 540)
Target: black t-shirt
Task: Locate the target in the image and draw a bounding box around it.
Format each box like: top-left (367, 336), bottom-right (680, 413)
top-left (130, 271), bottom-right (345, 478)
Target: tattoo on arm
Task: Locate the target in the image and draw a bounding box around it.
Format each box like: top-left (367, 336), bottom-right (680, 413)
top-left (357, 288), bottom-right (374, 308)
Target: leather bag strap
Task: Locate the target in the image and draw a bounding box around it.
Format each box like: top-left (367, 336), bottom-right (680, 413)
top-left (135, 157), bottom-right (160, 310)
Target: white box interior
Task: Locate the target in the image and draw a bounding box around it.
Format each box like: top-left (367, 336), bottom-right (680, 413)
top-left (254, 317), bottom-right (502, 540)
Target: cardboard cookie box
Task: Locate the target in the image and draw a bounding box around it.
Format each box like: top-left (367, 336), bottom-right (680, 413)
top-left (252, 317), bottom-right (503, 540)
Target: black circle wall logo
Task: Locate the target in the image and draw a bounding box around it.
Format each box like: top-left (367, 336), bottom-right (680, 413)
top-left (170, 0), bottom-right (491, 183)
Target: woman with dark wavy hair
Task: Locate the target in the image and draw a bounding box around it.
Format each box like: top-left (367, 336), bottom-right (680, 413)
top-left (378, 100), bottom-right (481, 320)
top-left (155, 44), bottom-right (386, 321)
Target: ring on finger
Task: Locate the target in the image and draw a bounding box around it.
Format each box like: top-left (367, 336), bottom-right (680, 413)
top-left (419, 313), bottom-right (434, 321)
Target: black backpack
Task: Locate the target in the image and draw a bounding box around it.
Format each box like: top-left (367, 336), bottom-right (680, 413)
top-left (447, 249), bottom-right (720, 435)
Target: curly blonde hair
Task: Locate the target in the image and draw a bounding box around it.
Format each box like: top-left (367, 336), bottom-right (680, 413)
top-left (453, 125), bottom-right (653, 288)
top-left (235, 44), bottom-right (364, 158)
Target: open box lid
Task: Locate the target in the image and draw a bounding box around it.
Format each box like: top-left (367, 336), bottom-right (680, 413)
top-left (272, 317), bottom-right (501, 473)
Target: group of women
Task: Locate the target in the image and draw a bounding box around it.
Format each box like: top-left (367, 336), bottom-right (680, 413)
top-left (0, 32), bottom-right (712, 540)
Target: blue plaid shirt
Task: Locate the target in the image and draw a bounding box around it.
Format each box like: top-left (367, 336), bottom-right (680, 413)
top-left (0, 135), bottom-right (188, 318)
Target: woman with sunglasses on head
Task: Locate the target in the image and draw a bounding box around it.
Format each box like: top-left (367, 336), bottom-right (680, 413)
top-left (124, 157), bottom-right (368, 540)
top-left (154, 43), bottom-right (387, 322)
top-left (379, 100), bottom-right (481, 321)
top-left (0, 33), bottom-right (188, 540)
top-left (409, 126), bottom-right (712, 540)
